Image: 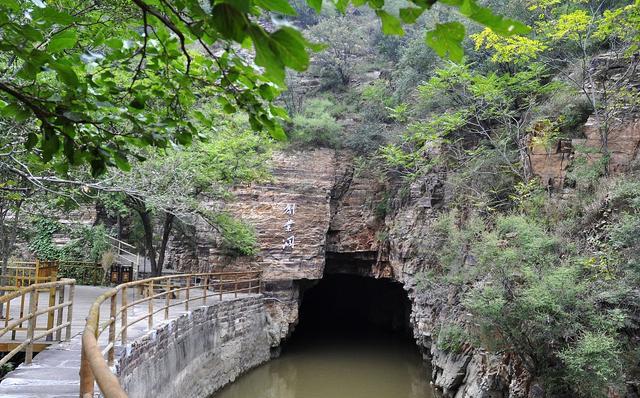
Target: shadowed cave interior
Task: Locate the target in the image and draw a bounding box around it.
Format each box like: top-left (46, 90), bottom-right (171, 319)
top-left (288, 273), bottom-right (413, 345)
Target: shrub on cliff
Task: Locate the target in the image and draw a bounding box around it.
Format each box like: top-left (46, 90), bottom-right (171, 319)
top-left (558, 332), bottom-right (624, 398)
top-left (436, 324), bottom-right (469, 354)
top-left (289, 98), bottom-right (343, 149)
top-left (432, 211), bottom-right (632, 395)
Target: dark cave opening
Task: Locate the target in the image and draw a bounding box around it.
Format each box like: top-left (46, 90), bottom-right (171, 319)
top-left (288, 273), bottom-right (413, 346)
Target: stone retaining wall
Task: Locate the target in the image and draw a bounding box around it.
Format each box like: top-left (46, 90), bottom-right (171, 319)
top-left (116, 296), bottom-right (270, 398)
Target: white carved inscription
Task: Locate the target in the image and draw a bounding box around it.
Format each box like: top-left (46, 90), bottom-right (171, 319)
top-left (282, 203), bottom-right (296, 250)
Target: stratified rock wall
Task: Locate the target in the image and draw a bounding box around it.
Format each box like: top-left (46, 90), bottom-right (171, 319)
top-left (225, 149), bottom-right (336, 281)
top-left (167, 149), bottom-right (337, 280)
top-left (530, 53), bottom-right (640, 189)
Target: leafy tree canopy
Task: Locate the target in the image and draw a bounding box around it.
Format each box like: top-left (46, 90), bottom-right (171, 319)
top-left (0, 0), bottom-right (528, 175)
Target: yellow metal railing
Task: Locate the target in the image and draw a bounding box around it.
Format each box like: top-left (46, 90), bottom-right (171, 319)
top-left (79, 271), bottom-right (262, 398)
top-left (0, 279), bottom-right (76, 367)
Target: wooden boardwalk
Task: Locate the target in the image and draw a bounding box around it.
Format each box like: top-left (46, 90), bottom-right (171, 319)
top-left (0, 284), bottom-right (257, 398)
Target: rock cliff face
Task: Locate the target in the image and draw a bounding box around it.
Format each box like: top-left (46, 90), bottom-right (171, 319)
top-left (530, 53), bottom-right (640, 190)
top-left (167, 146), bottom-right (532, 397)
top-left (529, 116), bottom-right (640, 190)
top-left (166, 53), bottom-right (638, 395)
top-left (384, 182), bottom-right (532, 398)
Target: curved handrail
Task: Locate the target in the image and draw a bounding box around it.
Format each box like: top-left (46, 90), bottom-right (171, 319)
top-left (79, 271), bottom-right (262, 398)
top-left (0, 278), bottom-right (76, 367)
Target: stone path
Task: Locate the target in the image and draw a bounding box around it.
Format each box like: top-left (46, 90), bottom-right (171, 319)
top-left (0, 285), bottom-right (253, 398)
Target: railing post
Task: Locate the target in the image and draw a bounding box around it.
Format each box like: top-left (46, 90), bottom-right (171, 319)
top-left (108, 294), bottom-right (116, 365)
top-left (80, 293), bottom-right (100, 398)
top-left (148, 281), bottom-right (154, 330)
top-left (219, 277), bottom-right (223, 301)
top-left (55, 284), bottom-right (65, 341)
top-left (13, 293), bottom-right (25, 340)
top-left (121, 286), bottom-right (128, 344)
top-left (165, 279), bottom-right (170, 320)
top-left (234, 275), bottom-right (239, 298)
top-left (25, 288), bottom-right (38, 364)
top-left (46, 276), bottom-right (56, 341)
top-left (185, 276), bottom-right (191, 311)
top-left (203, 276), bottom-right (208, 305)
top-left (4, 293), bottom-right (10, 329)
top-left (65, 284), bottom-right (74, 341)
top-left (79, 337), bottom-right (95, 398)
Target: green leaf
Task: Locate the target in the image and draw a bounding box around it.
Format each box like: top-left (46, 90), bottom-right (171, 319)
top-left (306, 0), bottom-right (322, 12)
top-left (42, 128), bottom-right (60, 162)
top-left (425, 22), bottom-right (465, 63)
top-left (376, 10), bottom-right (404, 35)
top-left (2, 0), bottom-right (19, 11)
top-left (63, 135), bottom-right (75, 163)
top-left (250, 26), bottom-right (285, 85)
top-left (258, 84), bottom-right (277, 100)
top-left (210, 4), bottom-right (249, 43)
top-left (270, 104), bottom-right (290, 120)
top-left (51, 62), bottom-right (80, 87)
top-left (113, 151), bottom-right (131, 171)
top-left (48, 29), bottom-right (78, 52)
top-left (255, 0), bottom-right (298, 15)
top-left (175, 131), bottom-right (193, 145)
top-left (19, 25), bottom-right (44, 42)
top-left (4, 103), bottom-right (31, 121)
top-left (269, 124), bottom-right (287, 141)
top-left (62, 111), bottom-right (86, 122)
top-left (219, 0), bottom-right (252, 13)
top-left (440, 0), bottom-right (530, 36)
top-left (399, 7), bottom-right (425, 23)
top-left (270, 27), bottom-right (310, 71)
top-left (38, 7), bottom-right (74, 24)
top-left (104, 38), bottom-right (123, 49)
top-left (335, 0), bottom-right (350, 13)
top-left (367, 0), bottom-right (383, 8)
top-left (25, 133), bottom-right (38, 149)
top-left (17, 61), bottom-right (39, 80)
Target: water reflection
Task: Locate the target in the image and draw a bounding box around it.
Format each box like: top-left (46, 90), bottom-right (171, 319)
top-left (212, 336), bottom-right (437, 398)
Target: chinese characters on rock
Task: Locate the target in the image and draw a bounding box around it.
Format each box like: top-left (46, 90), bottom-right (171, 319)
top-left (282, 203), bottom-right (296, 250)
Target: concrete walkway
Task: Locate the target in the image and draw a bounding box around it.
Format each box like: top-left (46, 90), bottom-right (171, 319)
top-left (0, 285), bottom-right (254, 398)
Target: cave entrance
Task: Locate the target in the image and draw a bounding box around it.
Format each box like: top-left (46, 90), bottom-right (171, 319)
top-left (215, 273), bottom-right (436, 398)
top-left (289, 273), bottom-right (413, 344)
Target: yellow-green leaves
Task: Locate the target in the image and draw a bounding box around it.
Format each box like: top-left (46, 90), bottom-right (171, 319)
top-left (472, 28), bottom-right (548, 64)
top-left (425, 0), bottom-right (530, 62)
top-left (548, 10), bottom-right (590, 41)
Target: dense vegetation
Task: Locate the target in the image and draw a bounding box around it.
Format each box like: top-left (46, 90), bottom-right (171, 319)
top-left (0, 0), bottom-right (526, 275)
top-left (0, 0), bottom-right (639, 396)
top-left (265, 0), bottom-right (636, 396)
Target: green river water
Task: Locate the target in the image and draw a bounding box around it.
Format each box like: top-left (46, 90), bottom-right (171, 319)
top-left (212, 336), bottom-right (437, 398)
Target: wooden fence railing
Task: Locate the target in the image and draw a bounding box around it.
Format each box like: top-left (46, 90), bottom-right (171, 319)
top-left (79, 271), bottom-right (262, 398)
top-left (0, 279), bottom-right (76, 367)
top-left (1, 260), bottom-right (59, 289)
